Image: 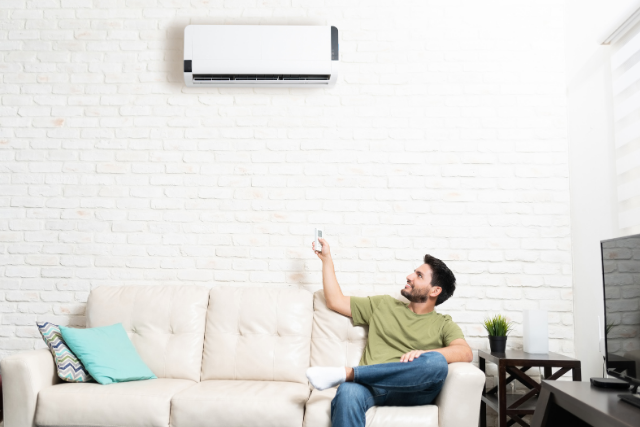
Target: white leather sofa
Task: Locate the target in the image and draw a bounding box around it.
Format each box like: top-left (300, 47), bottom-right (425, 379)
top-left (1, 286), bottom-right (485, 427)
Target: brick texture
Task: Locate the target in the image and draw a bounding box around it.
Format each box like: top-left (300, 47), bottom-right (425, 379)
top-left (0, 0), bottom-right (572, 363)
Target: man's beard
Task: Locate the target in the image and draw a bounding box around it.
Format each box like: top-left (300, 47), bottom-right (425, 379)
top-left (401, 285), bottom-right (429, 303)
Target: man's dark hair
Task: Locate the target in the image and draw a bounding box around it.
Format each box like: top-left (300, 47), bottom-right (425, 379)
top-left (423, 254), bottom-right (456, 306)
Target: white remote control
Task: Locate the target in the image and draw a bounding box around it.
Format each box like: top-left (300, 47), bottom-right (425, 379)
top-left (314, 228), bottom-right (323, 253)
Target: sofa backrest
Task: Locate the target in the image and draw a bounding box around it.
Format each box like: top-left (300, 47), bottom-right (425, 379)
top-left (310, 289), bottom-right (408, 367)
top-left (201, 287), bottom-right (313, 384)
top-left (86, 285), bottom-right (209, 382)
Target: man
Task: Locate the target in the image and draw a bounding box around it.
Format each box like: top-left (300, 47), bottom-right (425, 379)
top-left (306, 238), bottom-right (472, 427)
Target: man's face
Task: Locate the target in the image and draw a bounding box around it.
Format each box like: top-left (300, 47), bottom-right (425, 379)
top-left (402, 263), bottom-right (438, 303)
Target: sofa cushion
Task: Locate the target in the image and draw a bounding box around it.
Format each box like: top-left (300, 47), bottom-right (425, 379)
top-left (35, 378), bottom-right (194, 427)
top-left (303, 388), bottom-right (439, 427)
top-left (310, 290), bottom-right (388, 367)
top-left (366, 405), bottom-right (439, 427)
top-left (171, 380), bottom-right (310, 427)
top-left (59, 323), bottom-right (157, 385)
top-left (201, 287), bottom-right (313, 383)
top-left (86, 285), bottom-right (209, 382)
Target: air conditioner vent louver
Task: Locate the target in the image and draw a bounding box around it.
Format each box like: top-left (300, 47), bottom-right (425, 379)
top-left (193, 74), bottom-right (331, 82)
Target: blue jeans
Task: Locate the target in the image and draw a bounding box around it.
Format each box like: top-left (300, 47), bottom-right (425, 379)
top-left (330, 352), bottom-right (448, 427)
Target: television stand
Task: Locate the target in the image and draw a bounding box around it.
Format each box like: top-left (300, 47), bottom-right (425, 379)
top-left (532, 380), bottom-right (640, 427)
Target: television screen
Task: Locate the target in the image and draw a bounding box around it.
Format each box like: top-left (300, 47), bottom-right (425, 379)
top-left (602, 233), bottom-right (640, 385)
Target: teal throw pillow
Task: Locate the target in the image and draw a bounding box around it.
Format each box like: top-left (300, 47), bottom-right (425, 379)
top-left (60, 323), bottom-right (157, 385)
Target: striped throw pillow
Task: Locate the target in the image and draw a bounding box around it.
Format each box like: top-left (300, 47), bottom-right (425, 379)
top-left (37, 322), bottom-right (93, 383)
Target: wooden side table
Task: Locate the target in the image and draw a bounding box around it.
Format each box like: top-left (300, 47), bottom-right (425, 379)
top-left (479, 350), bottom-right (581, 427)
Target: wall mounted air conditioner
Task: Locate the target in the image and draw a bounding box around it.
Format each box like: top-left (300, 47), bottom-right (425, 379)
top-left (183, 25), bottom-right (339, 88)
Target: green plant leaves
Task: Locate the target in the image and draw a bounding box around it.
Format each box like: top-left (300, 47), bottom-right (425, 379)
top-left (483, 314), bottom-right (513, 337)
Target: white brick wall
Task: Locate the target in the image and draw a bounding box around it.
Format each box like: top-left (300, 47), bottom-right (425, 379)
top-left (0, 0), bottom-right (573, 361)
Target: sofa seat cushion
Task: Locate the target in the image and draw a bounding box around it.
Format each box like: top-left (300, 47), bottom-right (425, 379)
top-left (171, 380), bottom-right (310, 427)
top-left (35, 378), bottom-right (195, 427)
top-left (303, 388), bottom-right (439, 427)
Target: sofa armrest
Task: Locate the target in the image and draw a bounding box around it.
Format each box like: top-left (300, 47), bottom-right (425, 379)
top-left (434, 362), bottom-right (485, 427)
top-left (1, 349), bottom-right (60, 427)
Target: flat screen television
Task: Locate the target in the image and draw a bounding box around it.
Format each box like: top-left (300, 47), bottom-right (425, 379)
top-left (601, 233), bottom-right (640, 406)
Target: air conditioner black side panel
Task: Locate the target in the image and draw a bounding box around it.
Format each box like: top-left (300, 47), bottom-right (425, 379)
top-left (184, 60), bottom-right (192, 72)
top-left (331, 26), bottom-right (339, 61)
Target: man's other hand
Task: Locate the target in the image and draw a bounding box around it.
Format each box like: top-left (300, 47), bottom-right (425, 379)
top-left (400, 350), bottom-right (427, 362)
top-left (312, 237), bottom-right (331, 262)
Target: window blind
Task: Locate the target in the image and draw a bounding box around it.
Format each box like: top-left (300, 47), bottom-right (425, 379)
top-left (611, 24), bottom-right (640, 233)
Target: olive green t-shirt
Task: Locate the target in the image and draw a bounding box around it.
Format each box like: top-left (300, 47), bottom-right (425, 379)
top-left (351, 295), bottom-right (465, 366)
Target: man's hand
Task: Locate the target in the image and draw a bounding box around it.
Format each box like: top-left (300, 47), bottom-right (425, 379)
top-left (400, 350), bottom-right (427, 362)
top-left (312, 237), bottom-right (331, 262)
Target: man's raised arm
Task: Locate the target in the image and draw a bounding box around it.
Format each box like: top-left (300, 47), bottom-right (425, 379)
top-left (313, 238), bottom-right (351, 317)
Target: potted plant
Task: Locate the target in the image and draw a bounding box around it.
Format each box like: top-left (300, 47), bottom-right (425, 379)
top-left (483, 314), bottom-right (513, 353)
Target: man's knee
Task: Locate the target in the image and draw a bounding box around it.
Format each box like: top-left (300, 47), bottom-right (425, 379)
top-left (418, 351), bottom-right (448, 383)
top-left (335, 382), bottom-right (366, 400)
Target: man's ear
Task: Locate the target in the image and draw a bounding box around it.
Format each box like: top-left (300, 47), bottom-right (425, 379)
top-left (430, 286), bottom-right (442, 298)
